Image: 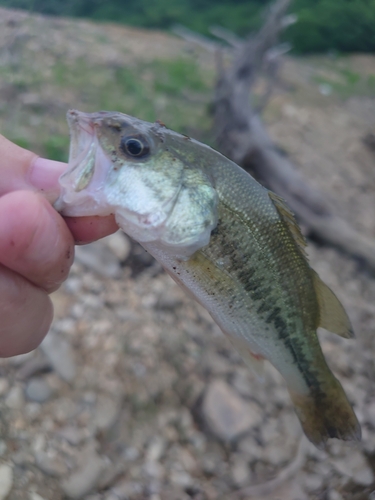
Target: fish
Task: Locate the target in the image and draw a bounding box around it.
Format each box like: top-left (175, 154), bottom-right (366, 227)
top-left (55, 109), bottom-right (361, 448)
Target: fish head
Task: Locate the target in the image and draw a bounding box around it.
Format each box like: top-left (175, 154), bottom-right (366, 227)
top-left (55, 110), bottom-right (218, 257)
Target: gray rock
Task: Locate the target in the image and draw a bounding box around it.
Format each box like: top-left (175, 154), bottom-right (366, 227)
top-left (29, 492), bottom-right (47, 500)
top-left (5, 385), bottom-right (24, 409)
top-left (41, 332), bottom-right (76, 382)
top-left (327, 490), bottom-right (343, 500)
top-left (74, 242), bottom-right (122, 278)
top-left (332, 451), bottom-right (374, 486)
top-left (111, 480), bottom-right (143, 499)
top-left (93, 394), bottom-right (121, 431)
top-left (0, 464), bottom-right (13, 500)
top-left (25, 377), bottom-right (52, 403)
top-left (61, 441), bottom-right (107, 499)
top-left (103, 232), bottom-right (131, 261)
top-left (16, 355), bottom-right (51, 380)
top-left (0, 378), bottom-right (9, 396)
top-left (202, 379), bottom-right (262, 441)
top-left (35, 451), bottom-right (68, 477)
top-left (146, 436), bottom-right (166, 462)
top-left (231, 457), bottom-right (251, 487)
top-left (58, 426), bottom-right (90, 446)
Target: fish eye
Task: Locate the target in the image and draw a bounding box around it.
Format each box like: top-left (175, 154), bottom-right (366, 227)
top-left (120, 135), bottom-right (150, 158)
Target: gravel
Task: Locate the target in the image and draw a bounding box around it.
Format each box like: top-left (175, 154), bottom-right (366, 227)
top-left (0, 7), bottom-right (375, 500)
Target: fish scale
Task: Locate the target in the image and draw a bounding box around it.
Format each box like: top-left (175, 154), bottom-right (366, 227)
top-left (55, 109), bottom-right (361, 448)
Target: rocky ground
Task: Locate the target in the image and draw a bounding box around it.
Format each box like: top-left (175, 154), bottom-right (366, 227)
top-left (0, 7), bottom-right (375, 500)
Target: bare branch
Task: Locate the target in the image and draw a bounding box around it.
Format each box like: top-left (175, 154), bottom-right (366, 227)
top-left (172, 24), bottom-right (222, 53)
top-left (209, 26), bottom-right (242, 48)
top-left (211, 0), bottom-right (375, 271)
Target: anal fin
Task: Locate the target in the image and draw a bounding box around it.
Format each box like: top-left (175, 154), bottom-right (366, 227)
top-left (312, 270), bottom-right (354, 338)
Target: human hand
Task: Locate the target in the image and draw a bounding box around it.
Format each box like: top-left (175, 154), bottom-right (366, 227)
top-left (0, 134), bottom-right (118, 357)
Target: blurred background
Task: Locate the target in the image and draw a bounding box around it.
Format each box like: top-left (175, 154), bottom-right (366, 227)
top-left (0, 1), bottom-right (375, 499)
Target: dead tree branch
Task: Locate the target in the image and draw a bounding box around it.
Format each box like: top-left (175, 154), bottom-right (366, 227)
top-left (211, 0), bottom-right (375, 270)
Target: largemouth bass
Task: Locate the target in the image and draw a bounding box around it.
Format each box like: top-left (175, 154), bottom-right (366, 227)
top-left (55, 109), bottom-right (361, 448)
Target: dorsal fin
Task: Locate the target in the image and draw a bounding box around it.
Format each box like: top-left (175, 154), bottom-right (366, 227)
top-left (268, 191), bottom-right (307, 257)
top-left (311, 270), bottom-right (354, 338)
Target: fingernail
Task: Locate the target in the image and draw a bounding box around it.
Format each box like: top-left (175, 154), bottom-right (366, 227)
top-left (28, 157), bottom-right (67, 193)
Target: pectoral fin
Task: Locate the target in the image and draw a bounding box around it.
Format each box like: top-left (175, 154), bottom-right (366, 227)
top-left (312, 270), bottom-right (354, 338)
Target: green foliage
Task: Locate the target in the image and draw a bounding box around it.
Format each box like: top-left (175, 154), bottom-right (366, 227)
top-left (287, 0), bottom-right (375, 53)
top-left (43, 135), bottom-right (69, 162)
top-left (152, 58), bottom-right (208, 95)
top-left (1, 0), bottom-right (375, 53)
top-left (0, 42), bottom-right (212, 158)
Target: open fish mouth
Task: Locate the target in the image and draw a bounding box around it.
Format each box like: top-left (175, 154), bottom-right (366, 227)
top-left (67, 110), bottom-right (98, 192)
top-left (54, 110), bottom-right (114, 216)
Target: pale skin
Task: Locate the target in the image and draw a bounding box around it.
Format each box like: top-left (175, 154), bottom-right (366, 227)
top-left (0, 135), bottom-right (118, 357)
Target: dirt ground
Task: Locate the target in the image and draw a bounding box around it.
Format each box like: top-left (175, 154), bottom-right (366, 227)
top-left (0, 7), bottom-right (375, 500)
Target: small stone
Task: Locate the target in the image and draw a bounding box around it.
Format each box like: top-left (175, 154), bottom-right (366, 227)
top-left (0, 464), bottom-right (13, 500)
top-left (112, 480), bottom-right (143, 498)
top-left (35, 451), bottom-right (68, 477)
top-left (58, 426), bottom-right (90, 446)
top-left (29, 493), bottom-right (46, 500)
top-left (0, 378), bottom-right (9, 396)
top-left (41, 332), bottom-right (76, 382)
top-left (8, 352), bottom-right (34, 366)
top-left (61, 441), bottom-right (107, 499)
top-left (263, 442), bottom-right (291, 465)
top-left (170, 470), bottom-right (192, 487)
top-left (231, 458), bottom-right (251, 487)
top-left (16, 356), bottom-right (51, 380)
top-left (5, 385), bottom-right (24, 409)
top-left (304, 473), bottom-right (324, 492)
top-left (202, 379), bottom-right (262, 441)
top-left (74, 242), bottom-right (122, 278)
top-left (93, 394), bottom-right (121, 431)
top-left (25, 378), bottom-right (52, 403)
top-left (146, 437), bottom-right (166, 462)
top-left (327, 490), bottom-right (343, 500)
top-left (0, 441), bottom-right (7, 457)
top-left (103, 232), bottom-right (131, 261)
top-left (143, 461), bottom-right (164, 479)
top-left (332, 450), bottom-right (374, 486)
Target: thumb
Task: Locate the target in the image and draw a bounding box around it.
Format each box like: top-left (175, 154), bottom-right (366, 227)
top-left (0, 134), bottom-right (67, 203)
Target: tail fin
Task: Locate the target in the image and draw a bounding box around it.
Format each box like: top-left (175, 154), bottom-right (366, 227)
top-left (289, 378), bottom-right (361, 448)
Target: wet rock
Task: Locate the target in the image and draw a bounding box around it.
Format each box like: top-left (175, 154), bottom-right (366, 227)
top-left (25, 377), bottom-right (52, 403)
top-left (41, 332), bottom-right (76, 382)
top-left (0, 464), bottom-right (13, 500)
top-left (61, 441), bottom-right (107, 499)
top-left (201, 379), bottom-right (262, 441)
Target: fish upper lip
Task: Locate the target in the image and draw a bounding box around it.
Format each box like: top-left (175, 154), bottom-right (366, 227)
top-left (68, 109), bottom-right (96, 136)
